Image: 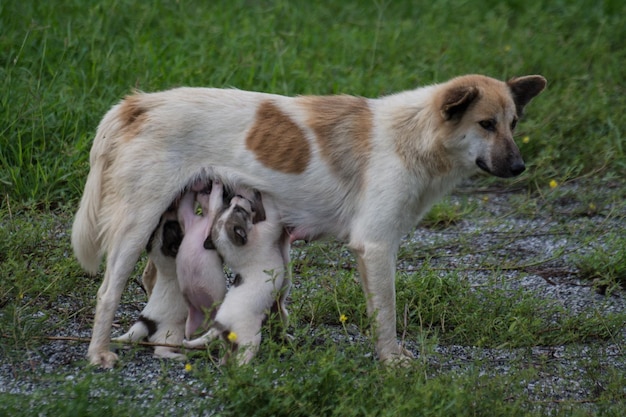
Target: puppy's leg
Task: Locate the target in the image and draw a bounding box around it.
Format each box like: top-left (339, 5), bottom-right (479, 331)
top-left (141, 259), bottom-right (157, 298)
top-left (113, 257), bottom-right (186, 361)
top-left (274, 231), bottom-right (292, 328)
top-left (352, 241), bottom-right (413, 364)
top-left (184, 269), bottom-right (283, 365)
top-left (184, 285), bottom-right (264, 366)
top-left (113, 319), bottom-right (149, 343)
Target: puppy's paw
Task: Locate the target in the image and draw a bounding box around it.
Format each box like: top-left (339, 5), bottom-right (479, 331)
top-left (88, 350), bottom-right (119, 369)
top-left (112, 325), bottom-right (148, 343)
top-left (183, 328), bottom-right (220, 349)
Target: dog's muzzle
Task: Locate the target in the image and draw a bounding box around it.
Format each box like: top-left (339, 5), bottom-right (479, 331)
top-left (476, 157), bottom-right (526, 178)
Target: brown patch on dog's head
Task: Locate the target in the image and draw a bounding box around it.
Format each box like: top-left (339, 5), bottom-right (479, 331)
top-left (436, 74), bottom-right (546, 178)
top-left (440, 85), bottom-right (481, 121)
top-left (119, 94), bottom-right (149, 140)
top-left (246, 101), bottom-right (310, 174)
top-left (393, 74), bottom-right (546, 179)
top-left (299, 95), bottom-right (373, 187)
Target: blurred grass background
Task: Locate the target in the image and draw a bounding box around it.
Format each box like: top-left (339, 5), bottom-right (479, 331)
top-left (1, 0), bottom-right (625, 208)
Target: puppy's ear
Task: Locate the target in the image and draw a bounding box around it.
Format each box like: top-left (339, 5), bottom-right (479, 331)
top-left (441, 85), bottom-right (480, 121)
top-left (203, 235), bottom-right (216, 250)
top-left (162, 220), bottom-right (183, 257)
top-left (507, 75), bottom-right (547, 116)
top-left (223, 185), bottom-right (235, 205)
top-left (251, 190), bottom-right (266, 224)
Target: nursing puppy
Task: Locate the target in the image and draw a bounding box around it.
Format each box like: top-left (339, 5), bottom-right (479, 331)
top-left (184, 182), bottom-right (290, 364)
top-left (176, 181), bottom-right (226, 339)
top-left (112, 206), bottom-right (187, 359)
top-left (72, 74), bottom-right (546, 368)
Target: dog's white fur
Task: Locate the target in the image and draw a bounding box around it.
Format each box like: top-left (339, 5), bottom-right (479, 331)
top-left (72, 74), bottom-right (546, 367)
top-left (183, 182), bottom-right (290, 364)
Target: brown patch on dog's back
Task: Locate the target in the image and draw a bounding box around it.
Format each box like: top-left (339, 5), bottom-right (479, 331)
top-left (119, 94), bottom-right (149, 141)
top-left (246, 101), bottom-right (310, 174)
top-left (300, 95), bottom-right (372, 187)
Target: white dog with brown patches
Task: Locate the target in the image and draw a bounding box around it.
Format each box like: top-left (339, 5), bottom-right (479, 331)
top-left (72, 74), bottom-right (546, 368)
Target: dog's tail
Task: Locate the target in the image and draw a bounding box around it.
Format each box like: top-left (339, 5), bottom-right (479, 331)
top-left (71, 102), bottom-right (124, 274)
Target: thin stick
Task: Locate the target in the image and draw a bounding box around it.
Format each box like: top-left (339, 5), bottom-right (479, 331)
top-left (42, 335), bottom-right (205, 350)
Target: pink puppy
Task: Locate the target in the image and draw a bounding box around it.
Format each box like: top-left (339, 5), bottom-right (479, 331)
top-left (176, 180), bottom-right (226, 339)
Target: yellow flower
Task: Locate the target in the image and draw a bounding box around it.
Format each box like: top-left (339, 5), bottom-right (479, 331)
top-left (588, 202), bottom-right (596, 211)
top-left (184, 363), bottom-right (192, 372)
top-left (227, 331), bottom-right (238, 342)
top-left (549, 180), bottom-right (558, 189)
top-left (504, 45), bottom-right (512, 52)
top-left (522, 136), bottom-right (530, 144)
top-left (339, 314), bottom-right (348, 324)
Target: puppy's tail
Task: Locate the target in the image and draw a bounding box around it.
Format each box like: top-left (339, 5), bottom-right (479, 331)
top-left (71, 102), bottom-right (125, 274)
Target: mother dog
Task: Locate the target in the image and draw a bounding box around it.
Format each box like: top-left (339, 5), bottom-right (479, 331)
top-left (72, 74), bottom-right (546, 368)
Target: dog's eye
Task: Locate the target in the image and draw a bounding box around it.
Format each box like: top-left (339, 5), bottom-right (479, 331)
top-left (479, 119), bottom-right (496, 132)
top-left (510, 118), bottom-right (518, 130)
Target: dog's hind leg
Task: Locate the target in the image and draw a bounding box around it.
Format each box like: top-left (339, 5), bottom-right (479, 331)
top-left (88, 246), bottom-right (143, 367)
top-left (88, 209), bottom-right (159, 368)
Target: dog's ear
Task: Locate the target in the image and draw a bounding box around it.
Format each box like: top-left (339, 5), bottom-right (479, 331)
top-left (441, 85), bottom-right (480, 121)
top-left (507, 75), bottom-right (547, 116)
top-left (250, 190), bottom-right (266, 224)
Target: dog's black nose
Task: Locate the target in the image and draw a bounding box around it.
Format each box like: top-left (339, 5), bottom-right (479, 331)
top-left (510, 161), bottom-right (526, 176)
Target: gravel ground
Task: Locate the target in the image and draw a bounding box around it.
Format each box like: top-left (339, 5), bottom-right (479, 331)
top-left (1, 182), bottom-right (625, 411)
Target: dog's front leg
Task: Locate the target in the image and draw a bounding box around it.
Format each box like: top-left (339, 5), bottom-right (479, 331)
top-left (351, 241), bottom-right (414, 364)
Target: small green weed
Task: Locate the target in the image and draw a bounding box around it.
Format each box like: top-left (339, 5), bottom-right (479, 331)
top-left (422, 197), bottom-right (476, 229)
top-left (575, 232), bottom-right (626, 295)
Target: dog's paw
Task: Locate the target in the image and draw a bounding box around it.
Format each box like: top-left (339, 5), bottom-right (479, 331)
top-left (380, 346), bottom-right (415, 367)
top-left (88, 350), bottom-right (119, 369)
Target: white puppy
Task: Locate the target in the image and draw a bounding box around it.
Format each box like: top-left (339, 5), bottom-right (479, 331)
top-left (184, 184), bottom-right (290, 365)
top-left (112, 206), bottom-right (186, 359)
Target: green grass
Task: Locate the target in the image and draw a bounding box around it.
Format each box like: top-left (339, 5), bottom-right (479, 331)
top-left (2, 0), bottom-right (626, 205)
top-left (2, 0), bottom-right (626, 416)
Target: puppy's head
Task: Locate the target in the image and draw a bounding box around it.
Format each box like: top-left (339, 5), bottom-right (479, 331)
top-left (225, 196), bottom-right (254, 246)
top-left (215, 189), bottom-right (265, 247)
top-left (437, 74), bottom-right (546, 178)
